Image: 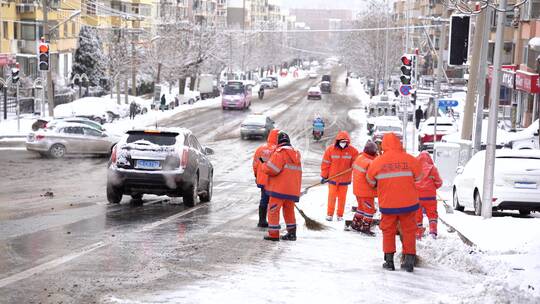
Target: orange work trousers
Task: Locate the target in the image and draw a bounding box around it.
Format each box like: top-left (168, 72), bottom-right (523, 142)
top-left (267, 197), bottom-right (296, 238)
top-left (354, 196), bottom-right (376, 223)
top-left (327, 184), bottom-right (348, 217)
top-left (379, 211), bottom-right (416, 255)
top-left (416, 200), bottom-right (438, 235)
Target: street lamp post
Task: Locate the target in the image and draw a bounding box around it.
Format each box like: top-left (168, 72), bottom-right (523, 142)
top-left (528, 37), bottom-right (540, 148)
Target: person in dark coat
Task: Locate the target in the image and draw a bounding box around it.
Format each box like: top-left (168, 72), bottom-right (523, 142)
top-left (415, 106), bottom-right (424, 129)
top-left (129, 101), bottom-right (137, 120)
top-left (160, 94), bottom-right (166, 111)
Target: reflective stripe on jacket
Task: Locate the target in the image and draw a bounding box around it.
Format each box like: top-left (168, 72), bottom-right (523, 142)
top-left (352, 152), bottom-right (377, 198)
top-left (262, 145), bottom-right (302, 202)
top-left (252, 129), bottom-right (279, 188)
top-left (321, 131), bottom-right (359, 185)
top-left (366, 133), bottom-right (422, 214)
top-left (415, 151), bottom-right (443, 198)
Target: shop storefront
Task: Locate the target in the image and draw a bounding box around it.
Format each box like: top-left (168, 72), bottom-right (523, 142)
top-left (487, 65), bottom-right (516, 125)
top-left (515, 70), bottom-right (539, 127)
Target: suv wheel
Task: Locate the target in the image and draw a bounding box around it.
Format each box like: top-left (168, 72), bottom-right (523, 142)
top-left (183, 174), bottom-right (199, 207)
top-left (49, 144), bottom-right (66, 158)
top-left (200, 172), bottom-right (213, 203)
top-left (107, 183), bottom-right (122, 204)
top-left (453, 188), bottom-right (464, 211)
top-left (474, 191), bottom-right (482, 216)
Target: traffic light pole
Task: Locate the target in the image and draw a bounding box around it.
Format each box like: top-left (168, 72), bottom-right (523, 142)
top-left (435, 18), bottom-right (447, 150)
top-left (43, 0), bottom-right (54, 117)
top-left (16, 82), bottom-right (20, 133)
top-left (474, 7), bottom-right (492, 152)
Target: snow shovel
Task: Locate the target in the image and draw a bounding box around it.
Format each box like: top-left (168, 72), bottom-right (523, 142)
top-left (296, 168), bottom-right (353, 231)
top-left (437, 194), bottom-right (454, 214)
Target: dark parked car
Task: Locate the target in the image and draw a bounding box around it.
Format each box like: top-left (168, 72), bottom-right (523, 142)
top-left (322, 74), bottom-right (331, 82)
top-left (107, 128), bottom-right (214, 206)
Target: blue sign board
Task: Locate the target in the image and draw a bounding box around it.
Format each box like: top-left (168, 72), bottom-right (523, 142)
top-left (438, 99), bottom-right (459, 107)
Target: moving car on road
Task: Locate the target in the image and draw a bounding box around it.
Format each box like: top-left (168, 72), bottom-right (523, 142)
top-left (240, 114), bottom-right (275, 140)
top-left (260, 78), bottom-right (274, 89)
top-left (320, 81), bottom-right (332, 94)
top-left (107, 128), bottom-right (214, 206)
top-left (308, 71), bottom-right (318, 79)
top-left (372, 121), bottom-right (403, 143)
top-left (222, 81), bottom-right (252, 110)
top-left (307, 86), bottom-right (322, 100)
top-left (268, 76), bottom-right (279, 88)
top-left (418, 116), bottom-right (458, 152)
top-left (26, 122), bottom-right (118, 158)
top-left (453, 149), bottom-right (540, 215)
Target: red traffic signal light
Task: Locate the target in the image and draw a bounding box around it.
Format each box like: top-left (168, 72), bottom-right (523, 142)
top-left (401, 55), bottom-right (412, 66)
top-left (38, 42), bottom-right (50, 71)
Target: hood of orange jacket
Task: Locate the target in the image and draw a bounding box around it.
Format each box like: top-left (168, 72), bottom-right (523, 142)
top-left (381, 133), bottom-right (402, 152)
top-left (267, 129), bottom-right (279, 146)
top-left (415, 151), bottom-right (442, 197)
top-left (335, 130), bottom-right (351, 144)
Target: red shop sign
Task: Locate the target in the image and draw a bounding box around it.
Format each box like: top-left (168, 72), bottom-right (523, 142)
top-left (515, 70), bottom-right (540, 93)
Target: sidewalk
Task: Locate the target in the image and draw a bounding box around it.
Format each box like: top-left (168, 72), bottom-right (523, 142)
top-left (438, 189), bottom-right (540, 298)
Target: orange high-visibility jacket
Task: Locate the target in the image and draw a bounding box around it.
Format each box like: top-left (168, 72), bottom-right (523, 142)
top-left (321, 131), bottom-right (359, 185)
top-left (366, 133), bottom-right (422, 214)
top-left (352, 152), bottom-right (377, 198)
top-left (415, 151), bottom-right (443, 200)
top-left (252, 129), bottom-right (280, 188)
top-left (262, 145), bottom-right (302, 202)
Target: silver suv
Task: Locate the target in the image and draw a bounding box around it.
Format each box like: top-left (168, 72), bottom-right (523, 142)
top-left (107, 128), bottom-right (214, 206)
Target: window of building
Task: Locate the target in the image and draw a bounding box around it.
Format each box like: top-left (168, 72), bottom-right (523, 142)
top-left (72, 22), bottom-right (76, 37)
top-left (63, 23), bottom-right (68, 38)
top-left (14, 22), bottom-right (18, 39)
top-left (21, 22), bottom-right (36, 40)
top-left (3, 21), bottom-right (8, 39)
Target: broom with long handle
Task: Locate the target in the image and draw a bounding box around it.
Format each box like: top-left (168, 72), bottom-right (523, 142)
top-left (295, 168), bottom-right (353, 231)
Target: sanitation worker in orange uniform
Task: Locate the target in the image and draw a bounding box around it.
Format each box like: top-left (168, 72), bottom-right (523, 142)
top-left (321, 131), bottom-right (359, 221)
top-left (261, 131), bottom-right (302, 241)
top-left (351, 140), bottom-right (379, 235)
top-left (366, 133), bottom-right (422, 272)
top-left (252, 129), bottom-right (280, 228)
top-left (415, 151), bottom-right (443, 239)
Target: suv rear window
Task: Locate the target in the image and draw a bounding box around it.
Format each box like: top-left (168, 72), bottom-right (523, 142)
top-left (126, 131), bottom-right (178, 146)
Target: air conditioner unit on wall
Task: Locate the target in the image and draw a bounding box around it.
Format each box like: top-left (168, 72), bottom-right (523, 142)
top-left (16, 40), bottom-right (26, 48)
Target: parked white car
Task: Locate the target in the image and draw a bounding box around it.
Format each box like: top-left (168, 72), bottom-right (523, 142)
top-left (54, 97), bottom-right (126, 124)
top-left (452, 149), bottom-right (540, 215)
top-left (504, 119), bottom-right (539, 150)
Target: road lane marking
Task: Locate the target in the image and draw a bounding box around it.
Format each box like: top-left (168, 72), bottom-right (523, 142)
top-left (0, 241), bottom-right (106, 288)
top-left (0, 203), bottom-right (207, 288)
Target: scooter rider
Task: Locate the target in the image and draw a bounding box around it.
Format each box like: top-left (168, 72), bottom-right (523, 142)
top-left (313, 114), bottom-right (325, 137)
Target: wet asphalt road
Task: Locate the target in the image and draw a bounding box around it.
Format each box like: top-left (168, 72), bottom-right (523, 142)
top-left (0, 67), bottom-right (360, 303)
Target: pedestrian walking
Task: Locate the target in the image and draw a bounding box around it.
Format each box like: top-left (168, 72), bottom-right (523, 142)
top-left (258, 86), bottom-right (265, 100)
top-left (129, 100), bottom-right (137, 120)
top-left (261, 131), bottom-right (302, 241)
top-left (415, 151), bottom-right (443, 239)
top-left (346, 77), bottom-right (349, 87)
top-left (351, 140), bottom-right (379, 235)
top-left (160, 94), bottom-right (166, 112)
top-left (321, 131), bottom-right (359, 221)
top-left (366, 133), bottom-right (422, 272)
top-left (415, 106), bottom-right (423, 129)
top-left (252, 129), bottom-right (280, 228)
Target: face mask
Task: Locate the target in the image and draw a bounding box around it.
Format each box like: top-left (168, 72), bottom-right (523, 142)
top-left (339, 142), bottom-right (347, 148)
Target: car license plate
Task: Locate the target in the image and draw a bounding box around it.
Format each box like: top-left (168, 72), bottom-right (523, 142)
top-left (135, 160), bottom-right (161, 169)
top-left (514, 181), bottom-right (537, 189)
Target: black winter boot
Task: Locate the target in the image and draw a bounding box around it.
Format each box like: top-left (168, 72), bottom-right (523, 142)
top-left (263, 235), bottom-right (279, 241)
top-left (281, 228), bottom-right (297, 241)
top-left (382, 253), bottom-right (395, 271)
top-left (359, 222), bottom-right (375, 236)
top-left (401, 254), bottom-right (416, 272)
top-left (257, 206), bottom-right (268, 228)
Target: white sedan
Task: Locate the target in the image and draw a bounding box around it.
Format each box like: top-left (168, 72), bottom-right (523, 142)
top-left (452, 149), bottom-right (540, 215)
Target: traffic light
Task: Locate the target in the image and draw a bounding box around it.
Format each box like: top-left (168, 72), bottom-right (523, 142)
top-left (400, 54), bottom-right (413, 85)
top-left (38, 40), bottom-right (50, 71)
top-left (11, 64), bottom-right (20, 84)
top-left (448, 15), bottom-right (470, 66)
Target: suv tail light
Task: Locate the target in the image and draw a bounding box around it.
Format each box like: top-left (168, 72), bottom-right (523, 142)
top-left (180, 147), bottom-right (189, 169)
top-left (421, 134), bottom-right (434, 143)
top-left (111, 145), bottom-right (118, 163)
top-left (36, 135), bottom-right (45, 141)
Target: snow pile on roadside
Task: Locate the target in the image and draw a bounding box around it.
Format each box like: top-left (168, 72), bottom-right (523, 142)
top-left (0, 114), bottom-right (36, 137)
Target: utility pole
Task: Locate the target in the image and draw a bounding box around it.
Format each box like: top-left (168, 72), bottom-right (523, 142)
top-left (474, 7), bottom-right (492, 152)
top-left (482, 0), bottom-right (507, 219)
top-left (131, 30), bottom-right (137, 96)
top-left (462, 8), bottom-right (487, 140)
top-left (435, 17), bottom-right (447, 148)
top-left (383, 0), bottom-right (389, 91)
top-left (43, 0), bottom-right (54, 117)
